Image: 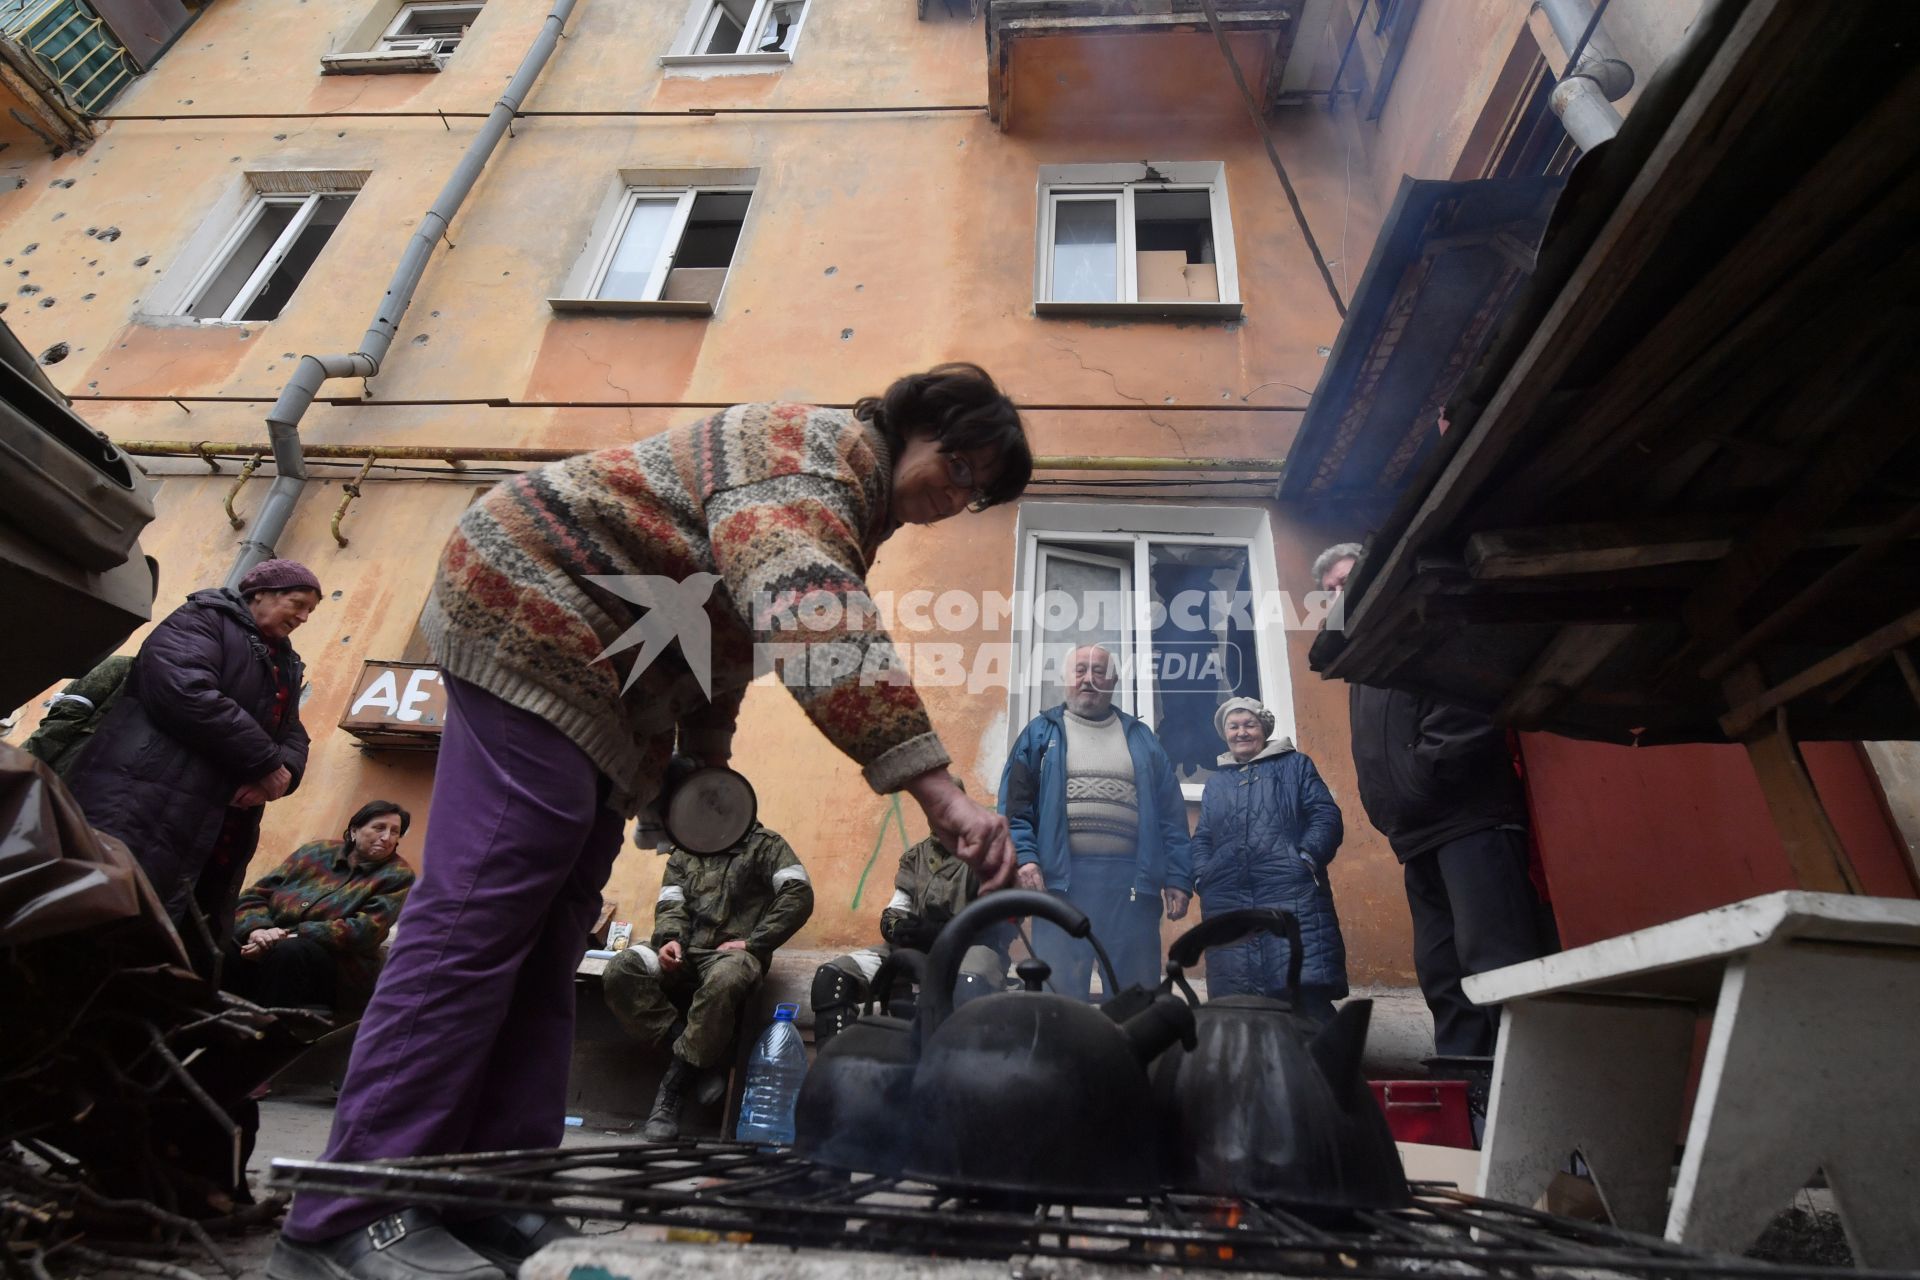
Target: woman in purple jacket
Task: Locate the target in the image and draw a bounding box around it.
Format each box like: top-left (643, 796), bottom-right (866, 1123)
top-left (67, 559), bottom-right (319, 956)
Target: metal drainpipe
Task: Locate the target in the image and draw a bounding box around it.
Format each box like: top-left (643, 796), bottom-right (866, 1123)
top-left (1537, 0), bottom-right (1629, 149)
top-left (225, 0), bottom-right (581, 589)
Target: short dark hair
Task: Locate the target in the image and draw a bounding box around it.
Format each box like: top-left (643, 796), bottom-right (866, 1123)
top-left (344, 799), bottom-right (411, 845)
top-left (853, 362), bottom-right (1032, 509)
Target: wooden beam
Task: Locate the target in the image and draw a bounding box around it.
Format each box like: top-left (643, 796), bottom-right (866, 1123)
top-left (1673, 351), bottom-right (1920, 679)
top-left (1740, 706), bottom-right (1865, 894)
top-left (1720, 606), bottom-right (1920, 738)
top-left (1467, 521), bottom-right (1736, 579)
top-left (1700, 502), bottom-right (1920, 681)
top-left (1894, 650), bottom-right (1920, 712)
top-left (1464, 510), bottom-right (1920, 582)
top-left (1417, 587), bottom-right (1688, 627)
top-left (1474, 63), bottom-right (1920, 524)
top-left (1330, 0), bottom-right (1821, 661)
top-left (1821, 653), bottom-right (1887, 708)
top-left (1496, 623), bottom-right (1641, 729)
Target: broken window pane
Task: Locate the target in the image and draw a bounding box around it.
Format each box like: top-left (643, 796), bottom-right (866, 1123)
top-left (757, 0), bottom-right (803, 51)
top-left (1051, 198), bottom-right (1118, 302)
top-left (1148, 542), bottom-right (1260, 787)
top-left (598, 196), bottom-right (680, 300)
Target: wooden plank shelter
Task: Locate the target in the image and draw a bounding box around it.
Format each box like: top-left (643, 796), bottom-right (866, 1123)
top-left (1310, 0), bottom-right (1920, 895)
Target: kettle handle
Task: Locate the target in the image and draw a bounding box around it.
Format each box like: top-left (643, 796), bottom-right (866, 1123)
top-left (864, 947), bottom-right (928, 1016)
top-left (1166, 908), bottom-right (1303, 1007)
top-left (921, 889), bottom-right (1108, 1035)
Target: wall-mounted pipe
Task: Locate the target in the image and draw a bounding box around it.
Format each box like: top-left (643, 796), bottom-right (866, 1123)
top-left (121, 439), bottom-right (1289, 475)
top-left (225, 0), bottom-right (581, 590)
top-left (1538, 0), bottom-right (1626, 147)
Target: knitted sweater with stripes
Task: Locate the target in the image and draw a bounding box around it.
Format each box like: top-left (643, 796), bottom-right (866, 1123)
top-left (421, 403), bottom-right (951, 816)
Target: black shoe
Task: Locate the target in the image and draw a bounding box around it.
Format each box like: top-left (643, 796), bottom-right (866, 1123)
top-left (644, 1057), bottom-right (695, 1141)
top-left (267, 1210), bottom-right (505, 1280)
top-left (448, 1212), bottom-right (579, 1277)
top-left (811, 964), bottom-right (866, 1047)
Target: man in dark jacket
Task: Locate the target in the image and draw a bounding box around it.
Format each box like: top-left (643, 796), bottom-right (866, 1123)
top-left (1316, 544), bottom-right (1550, 1057)
top-left (1000, 645), bottom-right (1192, 1001)
top-left (603, 821), bottom-right (814, 1140)
top-left (66, 560), bottom-right (317, 951)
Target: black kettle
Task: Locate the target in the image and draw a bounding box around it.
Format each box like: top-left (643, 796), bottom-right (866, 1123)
top-left (1151, 908), bottom-right (1410, 1210)
top-left (793, 949), bottom-right (927, 1175)
top-left (905, 891), bottom-right (1196, 1199)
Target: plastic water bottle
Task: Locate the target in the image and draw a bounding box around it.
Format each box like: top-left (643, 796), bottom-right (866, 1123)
top-left (735, 1002), bottom-right (808, 1145)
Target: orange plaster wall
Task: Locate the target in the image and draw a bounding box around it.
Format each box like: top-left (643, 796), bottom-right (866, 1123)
top-left (0, 0), bottom-right (1467, 988)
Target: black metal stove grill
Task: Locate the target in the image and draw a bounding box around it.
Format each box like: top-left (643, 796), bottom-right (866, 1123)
top-left (271, 1142), bottom-right (1889, 1280)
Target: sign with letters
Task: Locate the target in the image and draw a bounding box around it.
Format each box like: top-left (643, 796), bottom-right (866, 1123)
top-left (339, 660), bottom-right (447, 749)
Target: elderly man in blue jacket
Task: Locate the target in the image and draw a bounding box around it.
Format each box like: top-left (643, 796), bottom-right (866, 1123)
top-left (999, 644), bottom-right (1192, 1000)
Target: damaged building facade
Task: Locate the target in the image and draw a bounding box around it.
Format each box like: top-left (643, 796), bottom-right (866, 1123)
top-left (7, 0), bottom-right (1909, 984)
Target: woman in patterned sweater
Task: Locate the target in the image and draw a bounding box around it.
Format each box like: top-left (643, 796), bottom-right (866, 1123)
top-left (226, 799), bottom-right (415, 1018)
top-left (275, 364), bottom-right (1033, 1280)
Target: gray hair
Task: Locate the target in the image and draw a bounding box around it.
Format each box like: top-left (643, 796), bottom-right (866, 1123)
top-left (1312, 542), bottom-right (1364, 590)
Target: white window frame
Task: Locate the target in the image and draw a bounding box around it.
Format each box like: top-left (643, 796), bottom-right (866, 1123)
top-left (663, 0), bottom-right (809, 67)
top-left (1011, 503), bottom-right (1293, 802)
top-left (550, 175), bottom-right (756, 315)
top-left (175, 191), bottom-right (350, 325)
top-left (586, 188), bottom-right (699, 303)
top-left (1034, 162), bottom-right (1242, 319)
top-left (378, 1), bottom-right (483, 64)
top-left (1025, 543), bottom-right (1138, 722)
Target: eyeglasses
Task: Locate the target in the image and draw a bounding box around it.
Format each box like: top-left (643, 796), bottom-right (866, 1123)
top-left (946, 453), bottom-right (989, 512)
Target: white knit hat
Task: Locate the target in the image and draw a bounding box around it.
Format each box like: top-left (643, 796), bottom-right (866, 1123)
top-left (1213, 697), bottom-right (1275, 741)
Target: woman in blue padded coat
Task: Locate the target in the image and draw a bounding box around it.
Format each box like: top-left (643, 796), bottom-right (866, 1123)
top-left (1190, 696), bottom-right (1348, 1024)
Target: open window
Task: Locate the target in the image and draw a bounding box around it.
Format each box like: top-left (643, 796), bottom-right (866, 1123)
top-left (665, 0), bottom-right (809, 65)
top-left (380, 2), bottom-right (482, 59)
top-left (1036, 163), bottom-right (1241, 318)
top-left (1014, 504), bottom-right (1293, 798)
top-left (552, 176), bottom-right (755, 315)
top-left (179, 191), bottom-right (357, 324)
top-left (322, 1), bottom-right (482, 73)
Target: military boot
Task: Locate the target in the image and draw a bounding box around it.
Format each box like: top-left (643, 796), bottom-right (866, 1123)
top-left (811, 963), bottom-right (867, 1047)
top-left (644, 1057), bottom-right (695, 1141)
top-left (692, 1067), bottom-right (727, 1109)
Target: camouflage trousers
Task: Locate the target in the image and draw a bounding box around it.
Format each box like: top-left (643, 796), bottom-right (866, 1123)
top-left (604, 946), bottom-right (763, 1069)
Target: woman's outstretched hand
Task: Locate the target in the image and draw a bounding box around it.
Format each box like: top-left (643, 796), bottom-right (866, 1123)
top-left (906, 770), bottom-right (1013, 890)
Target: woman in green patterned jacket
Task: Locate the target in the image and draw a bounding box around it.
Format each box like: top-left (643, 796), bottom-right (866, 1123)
top-left (225, 800), bottom-right (415, 1018)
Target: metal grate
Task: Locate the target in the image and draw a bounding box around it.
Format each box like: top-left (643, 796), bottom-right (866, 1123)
top-left (0, 0), bottom-right (135, 112)
top-left (270, 1142), bottom-right (1900, 1279)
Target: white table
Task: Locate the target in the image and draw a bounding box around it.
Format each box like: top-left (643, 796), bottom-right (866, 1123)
top-left (1464, 890), bottom-right (1920, 1268)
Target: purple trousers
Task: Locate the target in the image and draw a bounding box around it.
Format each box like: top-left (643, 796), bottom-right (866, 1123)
top-left (283, 677), bottom-right (624, 1240)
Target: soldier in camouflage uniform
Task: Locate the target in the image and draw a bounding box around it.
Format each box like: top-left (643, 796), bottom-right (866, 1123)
top-left (20, 655), bottom-right (133, 778)
top-left (812, 827), bottom-right (1011, 1044)
top-left (604, 822), bottom-right (814, 1140)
